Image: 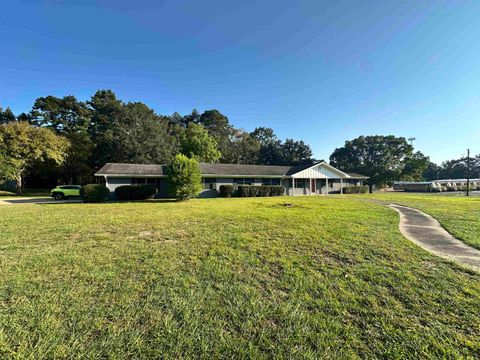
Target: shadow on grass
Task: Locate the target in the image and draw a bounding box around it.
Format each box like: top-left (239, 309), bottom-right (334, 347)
top-left (1, 197), bottom-right (82, 205)
top-left (38, 198), bottom-right (179, 206)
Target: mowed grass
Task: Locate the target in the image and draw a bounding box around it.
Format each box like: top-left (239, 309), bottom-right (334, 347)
top-left (364, 192), bottom-right (480, 249)
top-left (1, 197), bottom-right (480, 358)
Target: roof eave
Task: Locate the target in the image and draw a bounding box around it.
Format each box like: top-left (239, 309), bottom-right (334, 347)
top-left (95, 173), bottom-right (167, 178)
top-left (201, 174), bottom-right (288, 178)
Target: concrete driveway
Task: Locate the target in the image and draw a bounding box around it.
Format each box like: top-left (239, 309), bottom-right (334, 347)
top-left (0, 197), bottom-right (82, 205)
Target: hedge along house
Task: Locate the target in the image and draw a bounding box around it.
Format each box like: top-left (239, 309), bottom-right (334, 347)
top-left (95, 162), bottom-right (367, 198)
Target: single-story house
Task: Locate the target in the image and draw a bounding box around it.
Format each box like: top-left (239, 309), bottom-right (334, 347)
top-left (94, 162), bottom-right (367, 198)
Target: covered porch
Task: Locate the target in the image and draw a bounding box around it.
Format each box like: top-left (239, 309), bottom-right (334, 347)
top-left (284, 163), bottom-right (364, 196)
top-left (284, 178), bottom-right (355, 196)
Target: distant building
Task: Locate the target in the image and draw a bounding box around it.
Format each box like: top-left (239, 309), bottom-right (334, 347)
top-left (393, 179), bottom-right (480, 192)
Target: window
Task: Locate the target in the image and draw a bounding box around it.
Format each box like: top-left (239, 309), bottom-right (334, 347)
top-left (234, 178), bottom-right (254, 185)
top-left (60, 185), bottom-right (81, 189)
top-left (203, 178), bottom-right (216, 190)
top-left (131, 178), bottom-right (158, 186)
top-left (261, 178), bottom-right (281, 185)
top-left (146, 178), bottom-right (157, 185)
top-left (293, 179), bottom-right (306, 188)
top-left (131, 178), bottom-right (146, 185)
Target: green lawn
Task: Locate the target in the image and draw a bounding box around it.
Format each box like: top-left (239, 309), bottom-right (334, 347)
top-left (1, 196), bottom-right (480, 358)
top-left (363, 192), bottom-right (480, 249)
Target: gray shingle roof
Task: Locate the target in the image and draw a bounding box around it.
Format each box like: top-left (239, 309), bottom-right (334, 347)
top-left (95, 162), bottom-right (368, 178)
top-left (95, 163), bottom-right (167, 176)
top-left (199, 163), bottom-right (291, 176)
top-left (95, 162), bottom-right (293, 177)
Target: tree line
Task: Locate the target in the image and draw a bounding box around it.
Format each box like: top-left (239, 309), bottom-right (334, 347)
top-left (0, 90), bottom-right (313, 187)
top-left (329, 135), bottom-right (479, 192)
top-left (0, 90), bottom-right (477, 192)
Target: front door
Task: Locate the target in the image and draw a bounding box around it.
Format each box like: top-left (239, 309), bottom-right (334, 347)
top-left (311, 179), bottom-right (316, 194)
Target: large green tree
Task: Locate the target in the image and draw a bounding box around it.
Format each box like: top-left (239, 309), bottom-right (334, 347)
top-left (0, 107), bottom-right (16, 124)
top-left (401, 151), bottom-right (430, 181)
top-left (169, 109), bottom-right (200, 128)
top-left (29, 95), bottom-right (90, 132)
top-left (330, 135), bottom-right (414, 192)
top-left (224, 131), bottom-right (260, 164)
top-left (166, 154), bottom-right (202, 200)
top-left (437, 155), bottom-right (480, 180)
top-left (28, 95), bottom-right (93, 184)
top-left (179, 123), bottom-right (221, 162)
top-left (250, 127), bottom-right (283, 165)
top-left (86, 90), bottom-right (124, 168)
top-left (0, 141), bottom-right (14, 182)
top-left (250, 128), bottom-right (314, 165)
top-left (281, 139), bottom-right (314, 166)
top-left (198, 110), bottom-right (235, 162)
top-left (110, 102), bottom-right (179, 164)
top-left (422, 161), bottom-right (441, 181)
top-left (0, 122), bottom-right (69, 193)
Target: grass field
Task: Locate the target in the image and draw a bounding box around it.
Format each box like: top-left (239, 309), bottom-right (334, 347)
top-left (365, 192), bottom-right (480, 249)
top-left (1, 196), bottom-right (480, 358)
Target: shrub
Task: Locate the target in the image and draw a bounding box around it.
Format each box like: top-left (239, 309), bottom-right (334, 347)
top-left (256, 185), bottom-right (271, 197)
top-left (219, 185), bottom-right (234, 197)
top-left (134, 185), bottom-right (157, 199)
top-left (236, 185), bottom-right (257, 197)
top-left (269, 185), bottom-right (285, 196)
top-left (167, 154), bottom-right (202, 200)
top-left (0, 180), bottom-right (16, 192)
top-left (80, 184), bottom-right (109, 203)
top-left (115, 185), bottom-right (132, 200)
top-left (236, 185), bottom-right (284, 197)
top-left (343, 185), bottom-right (369, 194)
top-left (115, 185), bottom-right (158, 200)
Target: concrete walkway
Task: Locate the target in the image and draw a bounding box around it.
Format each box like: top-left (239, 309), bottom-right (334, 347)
top-left (389, 204), bottom-right (480, 272)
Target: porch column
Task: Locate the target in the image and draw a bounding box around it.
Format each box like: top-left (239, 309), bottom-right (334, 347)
top-left (326, 178), bottom-right (329, 195)
top-left (340, 178), bottom-right (343, 194)
top-left (292, 178), bottom-right (295, 196)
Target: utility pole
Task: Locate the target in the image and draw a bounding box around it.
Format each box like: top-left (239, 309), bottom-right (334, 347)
top-left (466, 148), bottom-right (470, 197)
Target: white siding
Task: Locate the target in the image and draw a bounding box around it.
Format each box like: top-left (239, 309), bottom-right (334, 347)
top-left (291, 163), bottom-right (347, 179)
top-left (106, 177), bottom-right (131, 192)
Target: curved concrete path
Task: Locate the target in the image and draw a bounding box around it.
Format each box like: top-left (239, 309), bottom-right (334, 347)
top-left (389, 204), bottom-right (480, 272)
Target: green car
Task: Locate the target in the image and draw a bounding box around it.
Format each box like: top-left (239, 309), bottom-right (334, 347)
top-left (50, 185), bottom-right (82, 200)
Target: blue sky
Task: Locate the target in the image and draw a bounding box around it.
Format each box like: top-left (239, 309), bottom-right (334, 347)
top-left (1, 0), bottom-right (479, 163)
